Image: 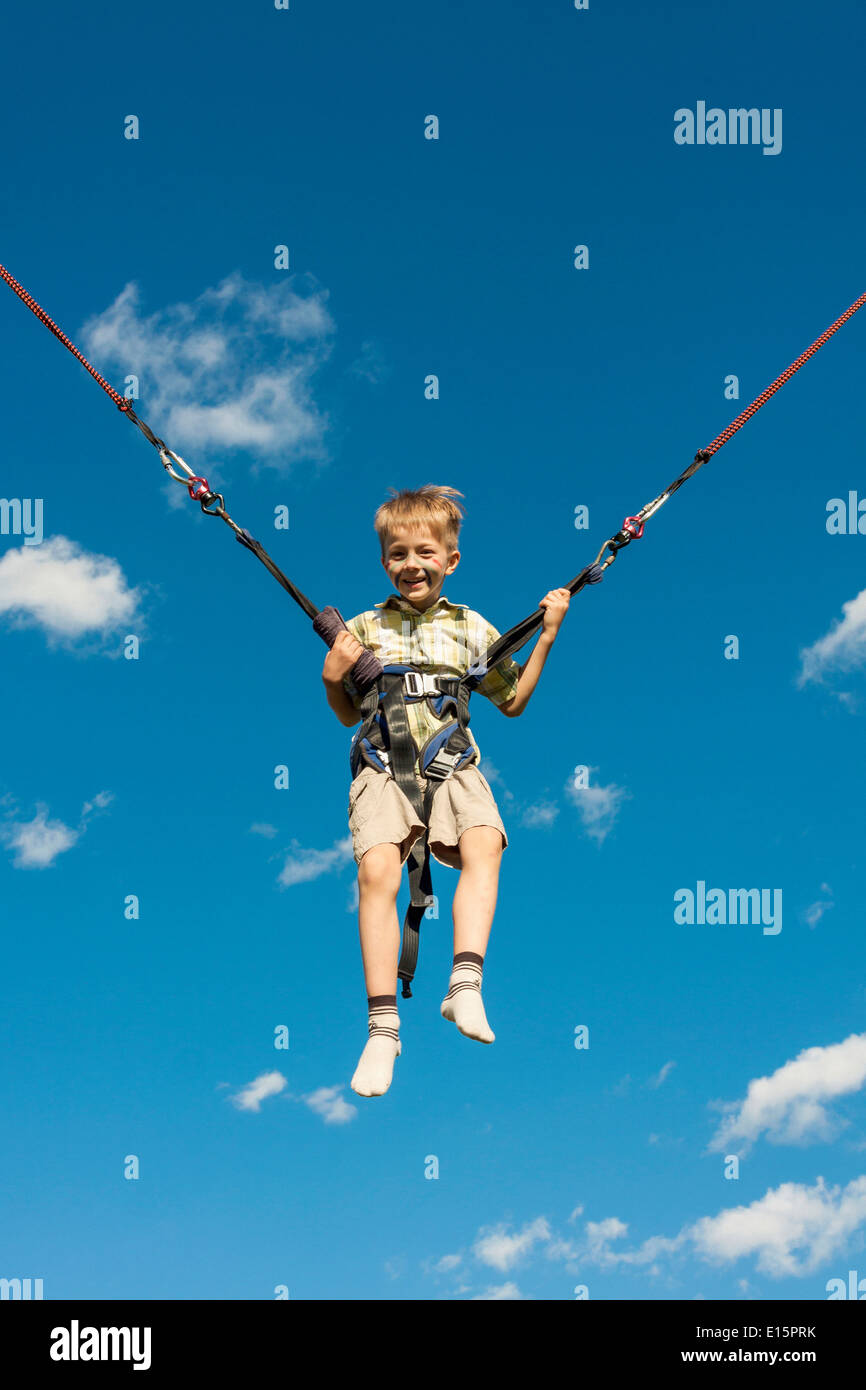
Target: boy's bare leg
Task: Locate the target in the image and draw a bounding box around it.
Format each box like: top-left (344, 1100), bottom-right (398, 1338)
top-left (351, 842), bottom-right (403, 1097)
top-left (441, 826), bottom-right (503, 1043)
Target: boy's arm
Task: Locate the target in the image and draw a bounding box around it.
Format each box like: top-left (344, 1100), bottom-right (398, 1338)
top-left (322, 630), bottom-right (366, 728)
top-left (499, 587), bottom-right (570, 717)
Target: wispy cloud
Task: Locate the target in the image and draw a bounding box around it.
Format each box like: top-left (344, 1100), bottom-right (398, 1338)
top-left (348, 339), bottom-right (390, 384)
top-left (803, 882), bottom-right (834, 928)
top-left (707, 1032), bottom-right (866, 1155)
top-left (0, 536), bottom-right (140, 645)
top-left (229, 1071), bottom-right (288, 1112)
top-left (249, 823), bottom-right (278, 839)
top-left (520, 800), bottom-right (559, 828)
top-left (479, 759), bottom-right (559, 829)
top-left (477, 759), bottom-right (515, 806)
top-left (277, 836), bottom-right (354, 887)
top-left (302, 1085), bottom-right (356, 1125)
top-left (647, 1061), bottom-right (676, 1089)
top-left (79, 271), bottom-right (335, 467)
top-left (797, 588), bottom-right (866, 693)
top-left (565, 767), bottom-right (629, 843)
top-left (1, 790), bottom-right (114, 869)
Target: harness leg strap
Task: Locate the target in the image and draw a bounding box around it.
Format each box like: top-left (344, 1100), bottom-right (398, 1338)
top-left (377, 680), bottom-right (435, 998)
top-left (398, 791), bottom-right (436, 999)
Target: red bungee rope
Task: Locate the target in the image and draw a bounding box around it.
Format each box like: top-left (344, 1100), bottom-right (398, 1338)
top-left (702, 289), bottom-right (866, 457)
top-left (0, 262), bottom-right (132, 412)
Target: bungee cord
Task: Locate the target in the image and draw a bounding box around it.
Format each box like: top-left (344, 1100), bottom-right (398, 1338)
top-left (2, 261), bottom-right (864, 682)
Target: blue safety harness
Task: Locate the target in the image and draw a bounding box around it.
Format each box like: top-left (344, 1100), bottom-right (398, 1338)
top-left (349, 661), bottom-right (487, 996)
top-left (350, 664), bottom-right (477, 781)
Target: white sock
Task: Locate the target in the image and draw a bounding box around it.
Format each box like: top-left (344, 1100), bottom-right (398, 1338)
top-left (351, 995), bottom-right (401, 1097)
top-left (440, 952), bottom-right (494, 1043)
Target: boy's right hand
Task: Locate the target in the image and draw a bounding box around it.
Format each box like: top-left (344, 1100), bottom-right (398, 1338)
top-left (322, 629), bottom-right (368, 685)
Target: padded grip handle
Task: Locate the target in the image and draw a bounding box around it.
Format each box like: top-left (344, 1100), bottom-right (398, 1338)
top-left (313, 605), bottom-right (383, 693)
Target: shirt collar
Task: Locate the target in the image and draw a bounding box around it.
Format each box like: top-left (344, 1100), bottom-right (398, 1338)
top-left (374, 593), bottom-right (467, 614)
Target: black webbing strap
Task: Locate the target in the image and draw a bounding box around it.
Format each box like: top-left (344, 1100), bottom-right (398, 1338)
top-left (234, 528), bottom-right (319, 620)
top-left (465, 560), bottom-right (604, 688)
top-left (353, 674), bottom-right (440, 998)
top-left (377, 677), bottom-right (438, 998)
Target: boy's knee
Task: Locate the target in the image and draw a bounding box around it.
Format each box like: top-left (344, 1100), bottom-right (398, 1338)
top-left (458, 826), bottom-right (505, 866)
top-left (358, 842), bottom-right (402, 895)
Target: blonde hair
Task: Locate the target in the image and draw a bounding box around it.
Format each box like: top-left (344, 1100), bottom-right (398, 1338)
top-left (374, 484), bottom-right (465, 556)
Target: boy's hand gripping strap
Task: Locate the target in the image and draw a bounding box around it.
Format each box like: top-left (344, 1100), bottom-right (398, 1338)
top-left (312, 605), bottom-right (384, 694)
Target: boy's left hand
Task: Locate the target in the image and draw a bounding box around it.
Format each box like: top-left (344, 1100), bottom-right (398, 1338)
top-left (539, 587), bottom-right (571, 637)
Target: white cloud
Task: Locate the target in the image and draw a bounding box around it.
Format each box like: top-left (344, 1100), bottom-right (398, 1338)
top-left (79, 271), bottom-right (335, 466)
top-left (1, 805), bottom-right (79, 869)
top-left (434, 1254), bottom-right (462, 1273)
top-left (1, 790), bottom-right (114, 869)
top-left (0, 536), bottom-right (140, 643)
top-left (278, 836), bottom-right (354, 887)
top-left (472, 1217), bottom-right (551, 1272)
top-left (707, 1033), bottom-right (866, 1154)
top-left (229, 1071), bottom-right (288, 1112)
top-left (797, 589), bottom-right (866, 689)
top-left (688, 1176), bottom-right (866, 1278)
top-left (303, 1085), bottom-right (356, 1125)
top-left (584, 1216), bottom-right (633, 1264)
top-left (435, 1176), bottom-right (866, 1294)
top-left (249, 823), bottom-right (278, 838)
top-left (565, 769), bottom-right (629, 843)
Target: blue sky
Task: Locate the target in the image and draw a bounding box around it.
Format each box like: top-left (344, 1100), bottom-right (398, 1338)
top-left (1, 0), bottom-right (866, 1301)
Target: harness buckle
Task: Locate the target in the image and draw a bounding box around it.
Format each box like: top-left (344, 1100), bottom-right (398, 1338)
top-left (424, 749), bottom-right (460, 781)
top-left (403, 670), bottom-right (425, 698)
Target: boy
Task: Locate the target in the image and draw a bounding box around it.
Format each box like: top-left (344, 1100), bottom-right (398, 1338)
top-left (322, 485), bottom-right (570, 1097)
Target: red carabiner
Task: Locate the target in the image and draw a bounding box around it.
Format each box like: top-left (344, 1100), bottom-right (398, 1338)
top-left (622, 515), bottom-right (645, 540)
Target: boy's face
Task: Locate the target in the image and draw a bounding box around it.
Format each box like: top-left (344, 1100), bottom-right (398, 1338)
top-left (380, 525), bottom-right (459, 610)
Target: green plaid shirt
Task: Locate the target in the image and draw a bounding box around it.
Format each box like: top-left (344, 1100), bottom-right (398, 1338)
top-left (342, 594), bottom-right (521, 760)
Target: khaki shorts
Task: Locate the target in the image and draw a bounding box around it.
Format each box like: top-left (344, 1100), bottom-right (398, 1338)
top-left (347, 764), bottom-right (508, 870)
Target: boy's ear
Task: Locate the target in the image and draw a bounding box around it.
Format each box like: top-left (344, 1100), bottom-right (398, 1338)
top-left (445, 549), bottom-right (460, 575)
